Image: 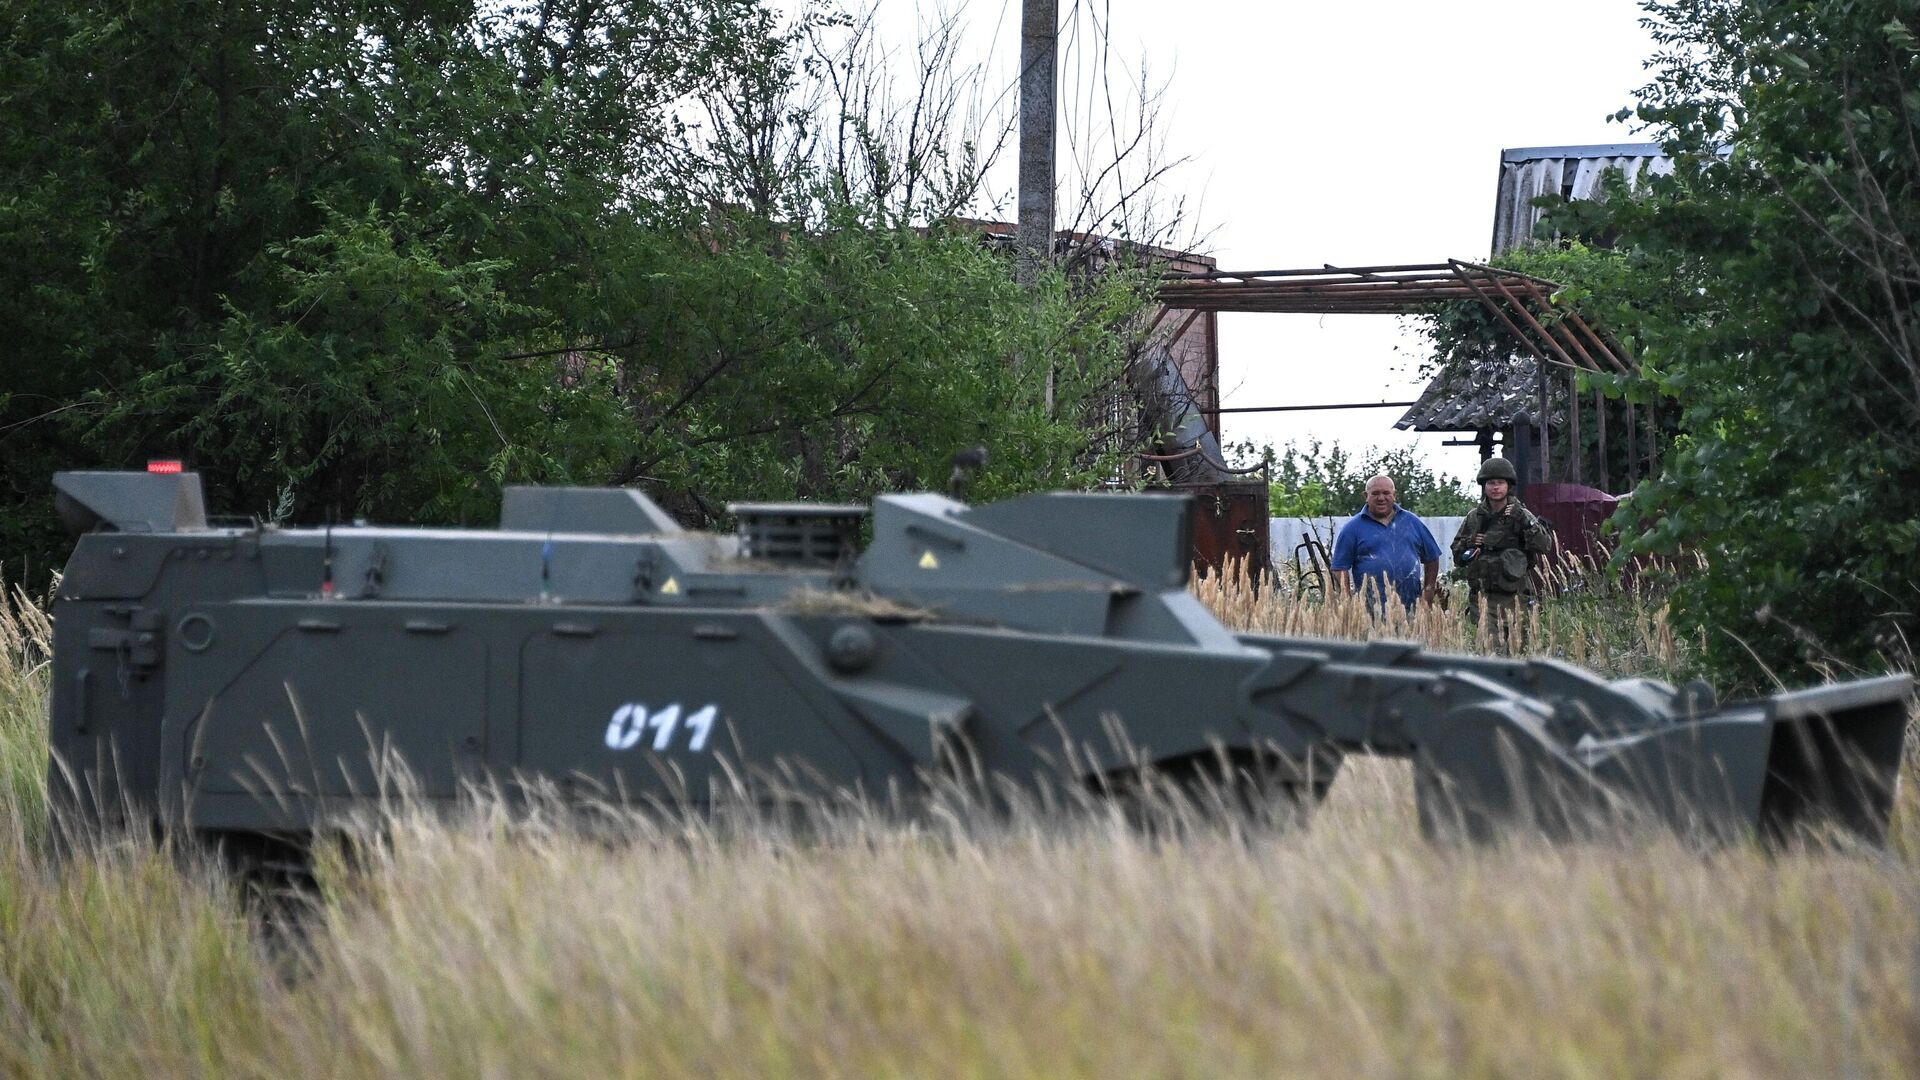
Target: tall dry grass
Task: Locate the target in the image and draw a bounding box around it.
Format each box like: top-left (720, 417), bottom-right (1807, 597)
top-left (0, 582), bottom-right (1915, 1077)
top-left (0, 586), bottom-right (50, 843)
top-left (1201, 550), bottom-right (1699, 683)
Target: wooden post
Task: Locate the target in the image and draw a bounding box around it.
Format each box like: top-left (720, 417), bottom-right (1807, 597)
top-left (1645, 399), bottom-right (1659, 478)
top-left (1511, 414), bottom-right (1535, 498)
top-left (1537, 358), bottom-right (1551, 483)
top-left (1594, 388), bottom-right (1608, 492)
top-left (1625, 402), bottom-right (1638, 487)
top-left (1568, 370), bottom-right (1582, 486)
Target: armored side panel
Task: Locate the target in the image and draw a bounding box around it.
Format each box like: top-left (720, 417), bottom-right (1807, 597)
top-left (48, 472), bottom-right (249, 828)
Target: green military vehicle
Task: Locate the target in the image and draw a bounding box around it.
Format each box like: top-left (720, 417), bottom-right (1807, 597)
top-left (45, 469), bottom-right (1911, 845)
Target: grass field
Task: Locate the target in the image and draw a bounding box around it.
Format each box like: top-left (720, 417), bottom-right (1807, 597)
top-left (1, 578), bottom-right (1917, 1078)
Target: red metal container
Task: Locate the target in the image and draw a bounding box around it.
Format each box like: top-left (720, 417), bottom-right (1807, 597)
top-left (1525, 482), bottom-right (1619, 564)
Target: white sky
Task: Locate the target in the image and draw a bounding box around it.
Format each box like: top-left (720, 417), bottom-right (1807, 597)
top-left (860, 1), bottom-right (1663, 485)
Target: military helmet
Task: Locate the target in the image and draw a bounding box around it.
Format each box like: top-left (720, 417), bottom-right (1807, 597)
top-left (1476, 457), bottom-right (1518, 483)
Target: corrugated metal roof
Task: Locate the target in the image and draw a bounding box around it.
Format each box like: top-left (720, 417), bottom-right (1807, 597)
top-left (1491, 144), bottom-right (1672, 254)
top-left (1501, 142), bottom-right (1664, 163)
top-left (1393, 357), bottom-right (1565, 433)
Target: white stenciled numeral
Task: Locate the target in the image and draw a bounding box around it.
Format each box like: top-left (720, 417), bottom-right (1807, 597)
top-left (684, 705), bottom-right (718, 752)
top-left (605, 703), bottom-right (646, 750)
top-left (647, 704), bottom-right (681, 750)
top-left (605, 702), bottom-right (720, 753)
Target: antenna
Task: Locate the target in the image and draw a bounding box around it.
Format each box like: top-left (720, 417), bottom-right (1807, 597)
top-left (321, 519), bottom-right (335, 599)
top-left (540, 485), bottom-right (563, 603)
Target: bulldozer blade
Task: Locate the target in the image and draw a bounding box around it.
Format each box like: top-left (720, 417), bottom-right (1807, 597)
top-left (1416, 673), bottom-right (1913, 845)
top-left (1754, 674), bottom-right (1911, 844)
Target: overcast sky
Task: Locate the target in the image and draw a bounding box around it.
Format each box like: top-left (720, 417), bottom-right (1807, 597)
top-left (859, 1), bottom-right (1663, 485)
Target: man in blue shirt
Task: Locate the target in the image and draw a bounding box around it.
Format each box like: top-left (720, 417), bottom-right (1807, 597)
top-left (1329, 474), bottom-right (1442, 613)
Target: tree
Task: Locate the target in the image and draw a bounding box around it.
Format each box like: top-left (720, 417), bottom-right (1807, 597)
top-left (0, 1), bottom-right (1156, 578)
top-left (1251, 440), bottom-right (1474, 519)
top-left (574, 214), bottom-right (1148, 518)
top-left (0, 0), bottom-right (768, 565)
top-left (1544, 0), bottom-right (1920, 686)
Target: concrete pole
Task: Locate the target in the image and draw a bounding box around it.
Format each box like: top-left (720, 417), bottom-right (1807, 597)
top-left (1016, 0), bottom-right (1059, 412)
top-left (1016, 0), bottom-right (1057, 292)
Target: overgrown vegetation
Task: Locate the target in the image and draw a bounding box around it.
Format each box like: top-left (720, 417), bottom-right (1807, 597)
top-left (1590, 0), bottom-right (1920, 689)
top-left (0, 589), bottom-right (48, 845)
top-left (0, 0), bottom-right (1165, 579)
top-left (1420, 0), bottom-right (1920, 691)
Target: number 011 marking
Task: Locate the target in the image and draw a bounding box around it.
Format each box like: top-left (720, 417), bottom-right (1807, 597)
top-left (605, 703), bottom-right (719, 752)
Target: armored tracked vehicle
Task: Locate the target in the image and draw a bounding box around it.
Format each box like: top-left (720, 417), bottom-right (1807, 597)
top-left (45, 469), bottom-right (1913, 843)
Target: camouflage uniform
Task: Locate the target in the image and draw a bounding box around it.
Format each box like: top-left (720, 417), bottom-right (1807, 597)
top-left (1453, 496), bottom-right (1555, 605)
top-left (1451, 460), bottom-right (1555, 640)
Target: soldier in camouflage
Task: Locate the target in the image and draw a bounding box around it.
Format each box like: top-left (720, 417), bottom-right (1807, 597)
top-left (1451, 457), bottom-right (1555, 634)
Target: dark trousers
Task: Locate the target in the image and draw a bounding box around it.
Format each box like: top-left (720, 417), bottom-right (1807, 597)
top-left (1468, 591), bottom-right (1528, 650)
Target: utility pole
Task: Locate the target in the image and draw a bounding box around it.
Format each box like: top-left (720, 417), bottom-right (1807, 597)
top-left (1016, 0), bottom-right (1057, 290)
top-left (1016, 0), bottom-right (1058, 409)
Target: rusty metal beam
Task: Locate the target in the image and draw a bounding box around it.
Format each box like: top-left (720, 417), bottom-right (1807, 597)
top-left (1152, 290), bottom-right (1497, 307)
top-left (1205, 310), bottom-right (1220, 421)
top-left (1157, 290), bottom-right (1499, 305)
top-left (1455, 261), bottom-right (1587, 374)
top-left (1448, 265), bottom-right (1565, 374)
top-left (1166, 304), bottom-right (1486, 316)
top-left (1201, 400), bottom-right (1419, 414)
top-left (1168, 261), bottom-right (1566, 289)
top-left (1164, 275), bottom-right (1469, 290)
top-left (1160, 281), bottom-right (1498, 295)
top-left (1165, 262), bottom-right (1458, 281)
top-left (1538, 330), bottom-right (1551, 481)
top-left (1165, 306), bottom-right (1498, 316)
top-left (1512, 278), bottom-right (1608, 375)
top-left (1158, 287), bottom-right (1517, 305)
top-left (1560, 309), bottom-right (1634, 375)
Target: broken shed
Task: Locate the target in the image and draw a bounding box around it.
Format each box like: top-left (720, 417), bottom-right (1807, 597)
top-left (1396, 142), bottom-right (1675, 493)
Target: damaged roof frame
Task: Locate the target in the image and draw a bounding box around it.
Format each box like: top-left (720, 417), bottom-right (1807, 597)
top-left (1155, 259), bottom-right (1633, 381)
top-left (1155, 259), bottom-right (1650, 489)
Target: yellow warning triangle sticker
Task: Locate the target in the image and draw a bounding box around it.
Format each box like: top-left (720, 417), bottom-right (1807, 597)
top-left (918, 550), bottom-right (939, 570)
top-left (660, 577), bottom-right (681, 595)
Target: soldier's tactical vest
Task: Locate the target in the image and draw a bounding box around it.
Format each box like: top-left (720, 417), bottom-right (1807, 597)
top-left (1463, 503), bottom-right (1536, 595)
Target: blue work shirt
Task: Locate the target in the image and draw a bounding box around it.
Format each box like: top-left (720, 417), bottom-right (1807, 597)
top-left (1329, 504), bottom-right (1442, 609)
